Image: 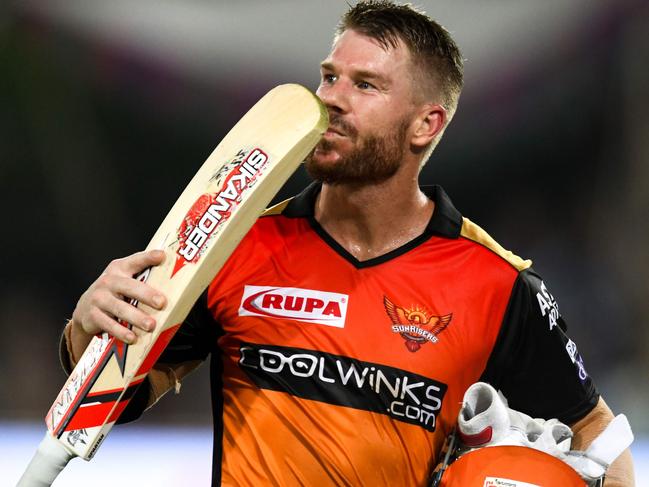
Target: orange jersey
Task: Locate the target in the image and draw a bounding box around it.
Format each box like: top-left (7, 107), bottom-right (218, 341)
top-left (153, 183), bottom-right (598, 486)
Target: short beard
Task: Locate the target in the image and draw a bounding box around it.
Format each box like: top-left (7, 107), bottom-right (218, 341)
top-left (305, 118), bottom-right (409, 186)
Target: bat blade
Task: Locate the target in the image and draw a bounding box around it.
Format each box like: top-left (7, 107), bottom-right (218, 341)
top-left (18, 83), bottom-right (327, 486)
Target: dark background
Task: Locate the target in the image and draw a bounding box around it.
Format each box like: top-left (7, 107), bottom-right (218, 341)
top-left (1, 0), bottom-right (647, 446)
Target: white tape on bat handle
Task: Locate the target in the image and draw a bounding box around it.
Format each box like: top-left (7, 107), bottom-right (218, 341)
top-left (17, 433), bottom-right (74, 486)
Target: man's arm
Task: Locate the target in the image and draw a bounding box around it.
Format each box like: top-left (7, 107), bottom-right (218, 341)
top-left (61, 318), bottom-right (202, 412)
top-left (570, 397), bottom-right (635, 487)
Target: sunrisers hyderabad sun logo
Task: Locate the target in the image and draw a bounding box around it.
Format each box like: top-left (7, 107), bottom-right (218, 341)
top-left (384, 296), bottom-right (452, 352)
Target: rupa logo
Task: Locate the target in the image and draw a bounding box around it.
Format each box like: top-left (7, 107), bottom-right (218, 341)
top-left (239, 286), bottom-right (348, 328)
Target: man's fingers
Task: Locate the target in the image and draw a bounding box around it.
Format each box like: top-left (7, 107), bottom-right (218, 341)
top-left (110, 275), bottom-right (166, 311)
top-left (106, 249), bottom-right (166, 276)
top-left (109, 296), bottom-right (156, 333)
top-left (129, 249), bottom-right (166, 273)
top-left (72, 249), bottom-right (167, 342)
top-left (92, 279), bottom-right (161, 332)
top-left (88, 308), bottom-right (136, 344)
top-left (74, 249), bottom-right (167, 341)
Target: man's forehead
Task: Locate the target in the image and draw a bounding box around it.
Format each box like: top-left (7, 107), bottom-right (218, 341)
top-left (330, 28), bottom-right (408, 55)
top-left (322, 29), bottom-right (410, 72)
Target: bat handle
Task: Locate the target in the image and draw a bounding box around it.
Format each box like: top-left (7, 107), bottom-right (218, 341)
top-left (17, 432), bottom-right (75, 487)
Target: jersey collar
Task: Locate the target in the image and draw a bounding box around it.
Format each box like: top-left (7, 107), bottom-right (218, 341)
top-left (283, 181), bottom-right (463, 239)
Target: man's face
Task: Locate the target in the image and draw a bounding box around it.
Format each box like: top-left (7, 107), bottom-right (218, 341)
top-left (306, 29), bottom-right (418, 185)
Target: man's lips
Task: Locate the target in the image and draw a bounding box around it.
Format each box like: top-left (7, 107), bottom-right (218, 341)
top-left (324, 126), bottom-right (346, 138)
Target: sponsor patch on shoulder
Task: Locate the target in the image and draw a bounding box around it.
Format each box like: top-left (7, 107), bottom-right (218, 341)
top-left (239, 285), bottom-right (348, 328)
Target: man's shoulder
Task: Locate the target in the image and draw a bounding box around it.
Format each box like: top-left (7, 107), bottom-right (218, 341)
top-left (261, 198), bottom-right (292, 217)
top-left (459, 217), bottom-right (532, 273)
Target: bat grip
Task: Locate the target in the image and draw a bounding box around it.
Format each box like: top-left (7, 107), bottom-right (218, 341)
top-left (17, 432), bottom-right (75, 487)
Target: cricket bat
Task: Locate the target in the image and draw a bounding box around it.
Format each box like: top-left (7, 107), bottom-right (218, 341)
top-left (18, 83), bottom-right (328, 486)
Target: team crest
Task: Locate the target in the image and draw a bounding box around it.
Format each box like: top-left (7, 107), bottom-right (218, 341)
top-left (384, 296), bottom-right (452, 352)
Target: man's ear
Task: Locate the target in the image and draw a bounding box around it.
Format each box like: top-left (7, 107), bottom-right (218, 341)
top-left (410, 104), bottom-right (446, 149)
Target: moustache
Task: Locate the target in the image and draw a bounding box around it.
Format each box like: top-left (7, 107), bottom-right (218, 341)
top-left (328, 113), bottom-right (358, 139)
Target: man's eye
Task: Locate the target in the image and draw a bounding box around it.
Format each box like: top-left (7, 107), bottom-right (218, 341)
top-left (323, 73), bottom-right (337, 84)
top-left (357, 81), bottom-right (373, 90)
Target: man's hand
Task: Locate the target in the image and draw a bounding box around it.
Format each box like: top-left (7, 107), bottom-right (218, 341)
top-left (71, 250), bottom-right (167, 344)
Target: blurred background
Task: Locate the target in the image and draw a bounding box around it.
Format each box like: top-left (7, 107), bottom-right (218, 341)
top-left (1, 0), bottom-right (647, 484)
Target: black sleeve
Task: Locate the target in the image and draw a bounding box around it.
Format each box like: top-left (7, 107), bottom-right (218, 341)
top-left (480, 268), bottom-right (599, 424)
top-left (157, 289), bottom-right (220, 364)
top-left (117, 290), bottom-right (218, 424)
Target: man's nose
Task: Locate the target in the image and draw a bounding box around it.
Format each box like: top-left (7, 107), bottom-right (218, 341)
top-left (316, 79), bottom-right (350, 114)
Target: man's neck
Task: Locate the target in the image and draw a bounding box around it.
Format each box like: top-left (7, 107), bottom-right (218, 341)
top-left (314, 172), bottom-right (434, 262)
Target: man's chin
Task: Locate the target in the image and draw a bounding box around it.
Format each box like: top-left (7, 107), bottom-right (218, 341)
top-left (305, 152), bottom-right (345, 184)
